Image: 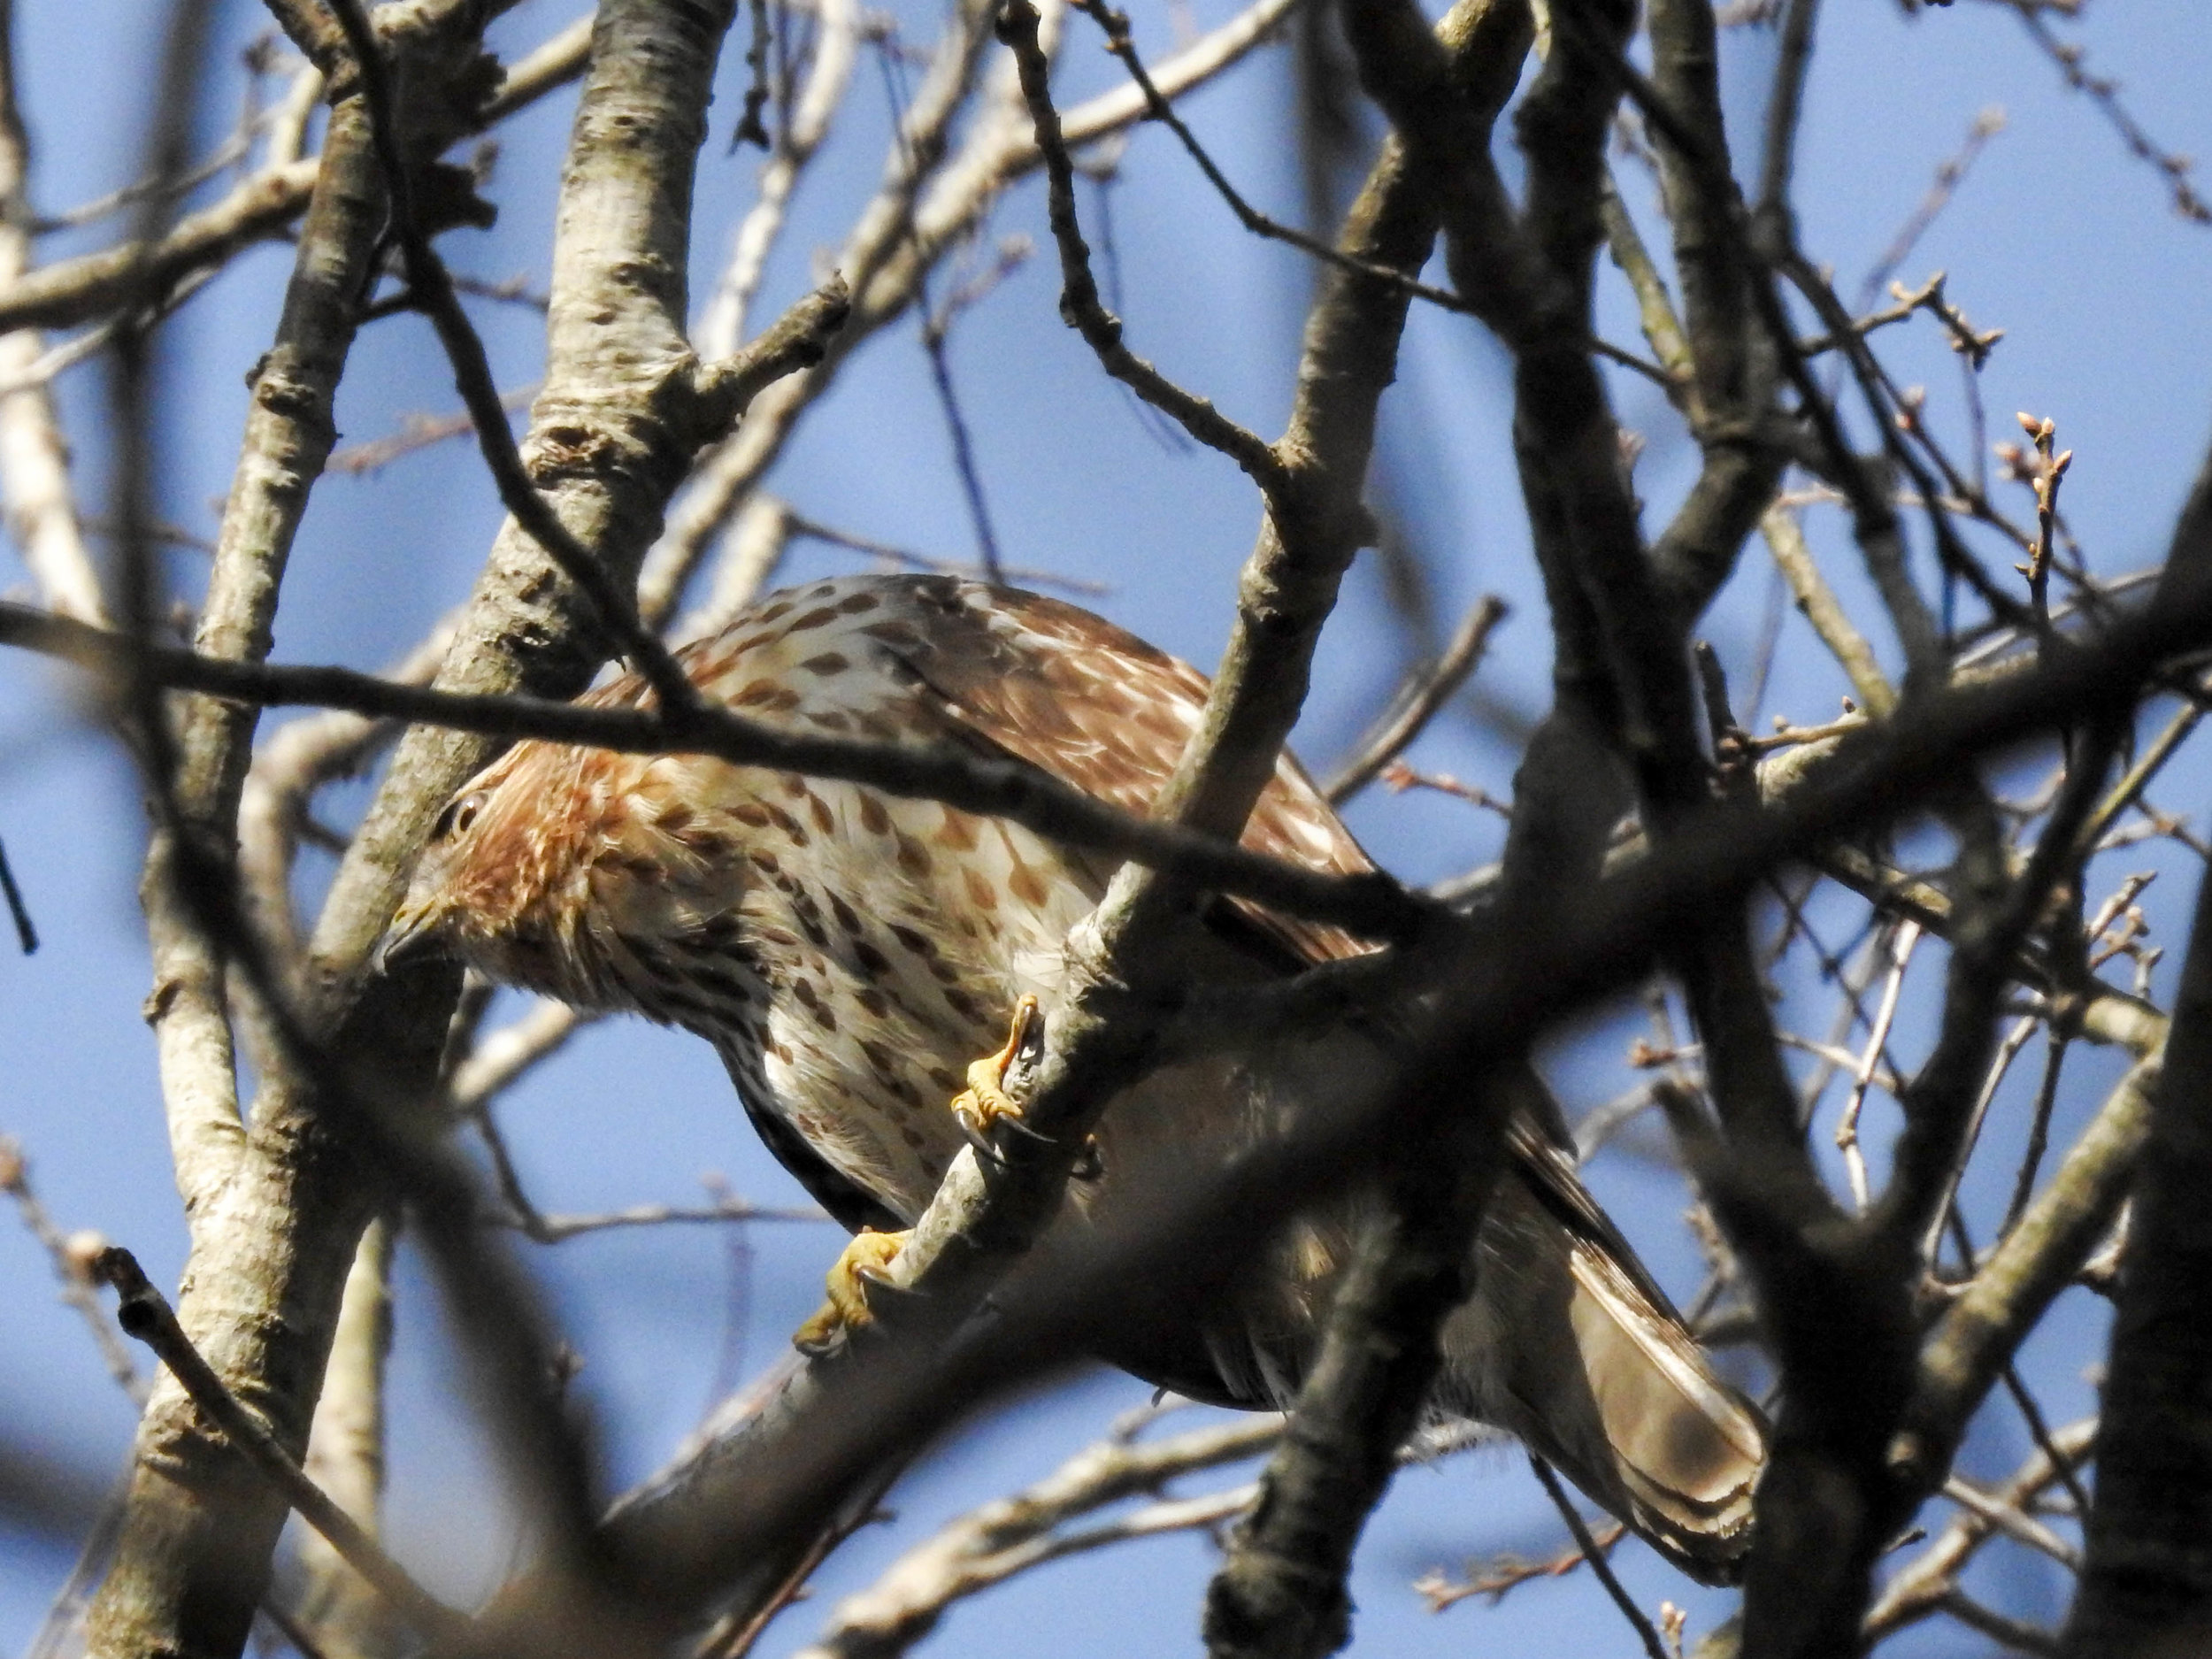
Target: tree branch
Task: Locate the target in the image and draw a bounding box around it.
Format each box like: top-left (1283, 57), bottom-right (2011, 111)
top-left (2061, 856), bottom-right (2212, 1655)
top-left (91, 1247), bottom-right (463, 1645)
top-left (0, 601), bottom-right (1436, 943)
top-left (90, 9), bottom-right (495, 1653)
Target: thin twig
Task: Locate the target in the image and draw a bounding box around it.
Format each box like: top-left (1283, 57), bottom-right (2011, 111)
top-left (2001, 1029), bottom-right (2069, 1235)
top-left (1527, 1455), bottom-right (1667, 1659)
top-left (1415, 1520), bottom-right (1627, 1611)
top-left (874, 34), bottom-right (1007, 580)
top-left (1939, 1473), bottom-right (2081, 1570)
top-left (1862, 1419), bottom-right (2094, 1638)
top-left (1999, 1363), bottom-right (2093, 1518)
top-left (651, 0), bottom-right (1304, 595)
top-left (735, 0), bottom-right (775, 149)
top-left (1325, 595), bottom-right (1508, 802)
top-left (0, 15), bottom-right (584, 340)
top-left (1935, 1588), bottom-right (2058, 1654)
top-left (2001, 2), bottom-right (2209, 224)
top-left (1920, 1012), bottom-right (2039, 1267)
top-left (1838, 919), bottom-right (1920, 1208)
top-left (0, 835), bottom-right (36, 952)
top-left (694, 0), bottom-right (859, 357)
top-left (795, 1415), bottom-right (1281, 1658)
top-left (2077, 695), bottom-right (2202, 856)
top-left (90, 1248), bottom-right (467, 1640)
top-left (324, 382), bottom-right (540, 477)
top-left (1068, 0), bottom-right (1471, 321)
top-left (499, 1202), bottom-right (825, 1241)
top-left (0, 1138), bottom-right (142, 1398)
top-left (1379, 762), bottom-right (1513, 818)
top-left (1762, 504), bottom-right (1897, 718)
top-left (1071, 0), bottom-right (1673, 389)
top-left (1857, 108), bottom-right (2007, 311)
top-left (0, 600), bottom-right (1436, 941)
top-left (785, 509), bottom-right (1108, 594)
top-left (996, 0), bottom-right (1285, 489)
top-left (446, 998), bottom-right (589, 1109)
top-left (466, 1089), bottom-right (817, 1248)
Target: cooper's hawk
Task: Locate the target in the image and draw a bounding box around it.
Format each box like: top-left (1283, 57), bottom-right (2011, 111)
top-left (386, 573), bottom-right (1763, 1579)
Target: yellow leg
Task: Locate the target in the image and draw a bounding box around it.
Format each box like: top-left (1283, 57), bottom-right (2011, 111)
top-left (950, 994), bottom-right (1040, 1141)
top-left (792, 1226), bottom-right (909, 1355)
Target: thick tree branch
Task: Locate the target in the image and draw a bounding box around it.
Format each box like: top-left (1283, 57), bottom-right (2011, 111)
top-left (2060, 858), bottom-right (2212, 1655)
top-left (88, 10), bottom-right (494, 1654)
top-left (1202, 1090), bottom-right (1507, 1658)
top-left (92, 1247), bottom-right (462, 1644)
top-left (81, 6), bottom-right (815, 1657)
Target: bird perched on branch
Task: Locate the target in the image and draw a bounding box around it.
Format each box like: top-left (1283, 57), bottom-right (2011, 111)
top-left (385, 572), bottom-right (1764, 1580)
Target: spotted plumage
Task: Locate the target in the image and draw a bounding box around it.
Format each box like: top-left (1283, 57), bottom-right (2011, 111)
top-left (389, 574), bottom-right (1765, 1580)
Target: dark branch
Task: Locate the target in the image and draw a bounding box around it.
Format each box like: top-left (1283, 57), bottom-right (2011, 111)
top-left (0, 600), bottom-right (1436, 944)
top-left (90, 1248), bottom-right (465, 1643)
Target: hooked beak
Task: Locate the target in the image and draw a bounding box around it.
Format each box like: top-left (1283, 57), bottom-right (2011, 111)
top-left (374, 902), bottom-right (451, 976)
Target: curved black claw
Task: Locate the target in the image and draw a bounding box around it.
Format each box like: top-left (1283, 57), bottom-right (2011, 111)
top-left (858, 1271), bottom-right (929, 1331)
top-left (957, 1113), bottom-right (1010, 1168)
top-left (996, 1112), bottom-right (1055, 1145)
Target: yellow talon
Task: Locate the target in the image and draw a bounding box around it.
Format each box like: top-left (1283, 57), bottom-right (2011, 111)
top-left (950, 995), bottom-right (1040, 1141)
top-left (793, 1226), bottom-right (909, 1355)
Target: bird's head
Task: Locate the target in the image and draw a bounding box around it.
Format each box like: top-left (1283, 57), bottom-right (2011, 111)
top-left (378, 742), bottom-right (595, 996)
top-left (379, 740), bottom-right (761, 1012)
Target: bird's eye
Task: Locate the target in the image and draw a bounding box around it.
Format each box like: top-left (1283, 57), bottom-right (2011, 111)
top-left (434, 791), bottom-right (488, 842)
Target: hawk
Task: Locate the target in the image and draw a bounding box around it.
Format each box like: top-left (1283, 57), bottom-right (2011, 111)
top-left (385, 573), bottom-right (1763, 1578)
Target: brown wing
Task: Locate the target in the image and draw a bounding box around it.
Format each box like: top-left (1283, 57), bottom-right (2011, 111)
top-left (879, 586), bottom-right (1701, 1284)
top-left (866, 576), bottom-right (1379, 969)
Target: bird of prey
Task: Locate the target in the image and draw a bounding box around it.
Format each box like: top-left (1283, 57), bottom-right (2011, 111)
top-left (386, 572), bottom-right (1764, 1579)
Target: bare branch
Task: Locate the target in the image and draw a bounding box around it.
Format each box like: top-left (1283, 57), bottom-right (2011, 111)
top-left (90, 1248), bottom-right (465, 1643)
top-left (1763, 504), bottom-right (1897, 718)
top-left (1865, 1417), bottom-right (2094, 1640)
top-left (333, 0), bottom-right (849, 713)
top-left (0, 158), bottom-right (317, 335)
top-left (1902, 1045), bottom-right (2161, 1480)
top-left (0, 11), bottom-right (98, 626)
top-left (998, 0), bottom-right (1284, 487)
top-left (0, 1136), bottom-right (146, 1402)
top-left (446, 997), bottom-right (590, 1110)
top-left (1530, 1454), bottom-right (1668, 1659)
top-left (696, 0), bottom-right (859, 357)
top-left (799, 1415), bottom-right (1279, 1659)
top-left (646, 0), bottom-right (1302, 595)
top-left (0, 12), bottom-right (589, 342)
top-left (0, 601), bottom-right (1438, 942)
top-left (294, 1218), bottom-right (397, 1654)
top-left (2062, 852), bottom-right (2212, 1652)
top-left (1999, 1), bottom-right (2209, 225)
top-left (1325, 594), bottom-right (1509, 803)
